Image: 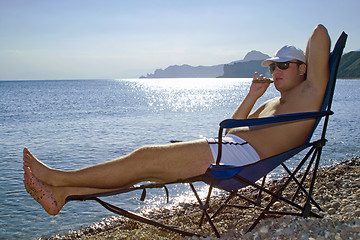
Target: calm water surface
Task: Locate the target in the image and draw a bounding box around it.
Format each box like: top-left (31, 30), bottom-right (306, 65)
top-left (0, 78), bottom-right (359, 239)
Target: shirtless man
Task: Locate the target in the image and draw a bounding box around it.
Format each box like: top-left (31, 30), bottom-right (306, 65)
top-left (23, 24), bottom-right (330, 216)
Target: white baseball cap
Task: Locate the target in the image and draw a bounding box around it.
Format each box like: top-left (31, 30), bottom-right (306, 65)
top-left (261, 45), bottom-right (306, 67)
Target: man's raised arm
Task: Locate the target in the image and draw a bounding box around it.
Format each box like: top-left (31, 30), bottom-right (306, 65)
top-left (305, 24), bottom-right (331, 90)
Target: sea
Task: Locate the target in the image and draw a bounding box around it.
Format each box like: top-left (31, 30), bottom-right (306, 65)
top-left (0, 78), bottom-right (359, 239)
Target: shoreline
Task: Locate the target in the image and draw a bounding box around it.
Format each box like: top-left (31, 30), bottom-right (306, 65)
top-left (48, 156), bottom-right (360, 239)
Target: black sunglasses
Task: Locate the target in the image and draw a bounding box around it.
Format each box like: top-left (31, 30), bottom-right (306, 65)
top-left (269, 61), bottom-right (303, 74)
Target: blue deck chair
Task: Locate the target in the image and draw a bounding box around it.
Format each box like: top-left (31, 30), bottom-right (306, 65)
top-left (66, 32), bottom-right (347, 238)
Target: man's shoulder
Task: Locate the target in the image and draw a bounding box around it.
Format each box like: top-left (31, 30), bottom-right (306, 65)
top-left (261, 97), bottom-right (280, 109)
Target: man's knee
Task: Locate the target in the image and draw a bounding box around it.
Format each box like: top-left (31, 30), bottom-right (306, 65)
top-left (131, 145), bottom-right (160, 160)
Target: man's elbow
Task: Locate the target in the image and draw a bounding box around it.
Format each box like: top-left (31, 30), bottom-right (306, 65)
top-left (315, 24), bottom-right (327, 32)
top-left (312, 24), bottom-right (330, 43)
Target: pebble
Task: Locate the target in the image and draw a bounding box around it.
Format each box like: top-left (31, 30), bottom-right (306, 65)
top-left (328, 208), bottom-right (336, 214)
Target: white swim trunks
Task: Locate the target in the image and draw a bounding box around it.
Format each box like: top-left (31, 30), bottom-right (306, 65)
top-left (206, 134), bottom-right (260, 166)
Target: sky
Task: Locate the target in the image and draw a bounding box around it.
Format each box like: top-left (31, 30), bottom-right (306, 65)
top-left (0, 0), bottom-right (359, 80)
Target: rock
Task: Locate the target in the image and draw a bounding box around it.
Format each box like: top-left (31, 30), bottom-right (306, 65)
top-left (334, 232), bottom-right (342, 240)
top-left (352, 193), bottom-right (360, 200)
top-left (354, 210), bottom-right (360, 217)
top-left (326, 182), bottom-right (334, 188)
top-left (259, 225), bottom-right (268, 234)
top-left (328, 208), bottom-right (336, 214)
top-left (331, 201), bottom-right (341, 209)
top-left (343, 204), bottom-right (356, 212)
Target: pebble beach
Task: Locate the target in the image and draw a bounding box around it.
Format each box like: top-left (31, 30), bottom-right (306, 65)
top-left (48, 156), bottom-right (360, 240)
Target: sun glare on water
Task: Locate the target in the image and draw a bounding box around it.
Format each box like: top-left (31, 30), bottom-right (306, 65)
top-left (119, 78), bottom-right (252, 112)
top-left (123, 78), bottom-right (251, 90)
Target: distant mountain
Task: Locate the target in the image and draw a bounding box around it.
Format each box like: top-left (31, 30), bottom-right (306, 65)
top-left (337, 51), bottom-right (360, 79)
top-left (219, 51), bottom-right (270, 78)
top-left (222, 51), bottom-right (360, 79)
top-left (140, 64), bottom-right (224, 78)
top-left (139, 50), bottom-right (360, 79)
top-left (139, 50), bottom-right (269, 78)
top-left (219, 60), bottom-right (270, 78)
top-left (230, 50), bottom-right (270, 64)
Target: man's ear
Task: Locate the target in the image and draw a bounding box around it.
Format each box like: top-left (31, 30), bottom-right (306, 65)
top-left (299, 63), bottom-right (307, 76)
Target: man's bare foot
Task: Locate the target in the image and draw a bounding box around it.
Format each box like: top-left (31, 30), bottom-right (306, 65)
top-left (23, 166), bottom-right (65, 215)
top-left (23, 148), bottom-right (60, 186)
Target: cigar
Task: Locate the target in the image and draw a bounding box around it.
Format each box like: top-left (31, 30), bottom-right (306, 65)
top-left (252, 79), bottom-right (274, 83)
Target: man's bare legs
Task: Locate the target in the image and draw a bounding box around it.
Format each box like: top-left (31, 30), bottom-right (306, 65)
top-left (23, 139), bottom-right (215, 215)
top-left (23, 167), bottom-right (130, 215)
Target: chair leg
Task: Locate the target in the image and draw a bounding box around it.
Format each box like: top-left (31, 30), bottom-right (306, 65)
top-left (282, 155), bottom-right (322, 211)
top-left (291, 146), bottom-right (316, 201)
top-left (246, 198), bottom-right (274, 233)
top-left (284, 145), bottom-right (324, 215)
top-left (210, 190), bottom-right (238, 220)
top-left (232, 176), bottom-right (266, 208)
top-left (199, 182), bottom-right (213, 227)
top-left (256, 176), bottom-right (266, 205)
top-left (210, 175), bottom-right (267, 226)
top-left (303, 146), bottom-right (323, 217)
top-left (246, 145), bottom-right (323, 232)
top-left (189, 183), bottom-right (221, 238)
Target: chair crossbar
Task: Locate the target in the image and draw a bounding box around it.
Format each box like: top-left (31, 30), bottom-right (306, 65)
top-left (291, 146), bottom-right (317, 201)
top-left (245, 145), bottom-right (324, 232)
top-left (303, 145), bottom-right (324, 217)
top-left (94, 197), bottom-right (202, 237)
top-left (198, 140), bottom-right (324, 233)
top-left (233, 175), bottom-right (306, 214)
top-left (189, 183), bottom-right (221, 238)
top-left (281, 162), bottom-right (322, 211)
